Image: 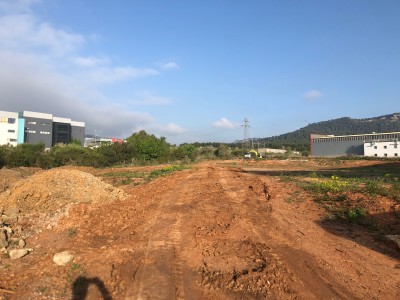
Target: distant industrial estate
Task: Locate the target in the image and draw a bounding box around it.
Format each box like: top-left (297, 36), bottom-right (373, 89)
top-left (0, 110), bottom-right (85, 148)
top-left (310, 132), bottom-right (400, 158)
top-left (1, 109), bottom-right (399, 157)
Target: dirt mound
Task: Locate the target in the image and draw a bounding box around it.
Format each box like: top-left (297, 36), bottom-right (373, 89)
top-left (0, 168), bottom-right (23, 193)
top-left (0, 168), bottom-right (127, 213)
top-left (0, 167), bottom-right (41, 193)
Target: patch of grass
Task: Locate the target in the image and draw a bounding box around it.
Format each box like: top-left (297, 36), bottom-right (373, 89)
top-left (118, 178), bottom-right (133, 185)
top-left (148, 165), bottom-right (186, 179)
top-left (66, 263), bottom-right (85, 285)
top-left (347, 207), bottom-right (368, 222)
top-left (280, 175), bottom-right (295, 183)
top-left (71, 262), bottom-right (80, 270)
top-left (102, 165), bottom-right (187, 185)
top-left (3, 264), bottom-right (10, 269)
top-left (36, 286), bottom-right (49, 294)
top-left (324, 205), bottom-right (368, 223)
top-left (302, 175), bottom-right (370, 224)
top-left (364, 179), bottom-right (388, 196)
top-left (304, 175), bottom-right (350, 194)
top-left (102, 171), bottom-right (145, 178)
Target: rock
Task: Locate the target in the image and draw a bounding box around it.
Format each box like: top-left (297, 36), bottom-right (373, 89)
top-left (0, 230), bottom-right (8, 248)
top-left (2, 207), bottom-right (19, 223)
top-left (18, 239), bottom-right (26, 248)
top-left (9, 249), bottom-right (29, 260)
top-left (53, 251), bottom-right (74, 266)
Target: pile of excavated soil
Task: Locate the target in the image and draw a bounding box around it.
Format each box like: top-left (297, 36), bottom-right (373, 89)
top-left (0, 168), bottom-right (23, 193)
top-left (0, 167), bottom-right (42, 193)
top-left (0, 168), bottom-right (127, 213)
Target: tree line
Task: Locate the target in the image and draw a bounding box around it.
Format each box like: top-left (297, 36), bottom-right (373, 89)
top-left (0, 130), bottom-right (252, 169)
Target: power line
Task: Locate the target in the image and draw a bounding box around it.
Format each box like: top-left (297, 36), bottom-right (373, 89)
top-left (242, 118), bottom-right (251, 150)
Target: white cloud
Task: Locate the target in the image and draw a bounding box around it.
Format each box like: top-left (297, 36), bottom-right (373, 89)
top-left (72, 55), bottom-right (110, 67)
top-left (161, 62), bottom-right (179, 70)
top-left (0, 0), bottom-right (41, 13)
top-left (0, 50), bottom-right (155, 138)
top-left (212, 117), bottom-right (239, 129)
top-left (139, 123), bottom-right (187, 136)
top-left (0, 14), bottom-right (85, 56)
top-left (304, 90), bottom-right (324, 100)
top-left (129, 90), bottom-right (171, 106)
top-left (159, 123), bottom-right (187, 135)
top-left (89, 66), bottom-right (159, 84)
top-left (0, 1), bottom-right (181, 141)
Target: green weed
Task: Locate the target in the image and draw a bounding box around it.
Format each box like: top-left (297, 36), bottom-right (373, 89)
top-left (71, 263), bottom-right (80, 270)
top-left (148, 165), bottom-right (186, 179)
top-left (36, 286), bottom-right (49, 294)
top-left (347, 207), bottom-right (367, 222)
top-left (68, 228), bottom-right (77, 238)
top-left (305, 175), bottom-right (349, 194)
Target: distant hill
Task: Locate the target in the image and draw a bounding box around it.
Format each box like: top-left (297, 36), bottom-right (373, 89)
top-left (254, 113), bottom-right (400, 153)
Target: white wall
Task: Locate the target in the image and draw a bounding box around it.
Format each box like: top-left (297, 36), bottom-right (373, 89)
top-left (364, 141), bottom-right (399, 158)
top-left (0, 111), bottom-right (19, 146)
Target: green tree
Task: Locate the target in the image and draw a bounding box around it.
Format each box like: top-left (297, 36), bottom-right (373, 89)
top-left (0, 145), bottom-right (11, 168)
top-left (6, 143), bottom-right (45, 167)
top-left (50, 144), bottom-right (92, 167)
top-left (126, 130), bottom-right (170, 163)
top-left (215, 144), bottom-right (231, 159)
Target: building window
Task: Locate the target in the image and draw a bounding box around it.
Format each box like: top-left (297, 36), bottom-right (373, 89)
top-left (27, 121), bottom-right (37, 125)
top-left (384, 153), bottom-right (388, 157)
top-left (395, 153), bottom-right (398, 157)
top-left (40, 131), bottom-right (50, 135)
top-left (384, 146), bottom-right (387, 149)
top-left (9, 139), bottom-right (17, 142)
top-left (374, 146), bottom-right (377, 149)
top-left (26, 130), bottom-right (36, 134)
top-left (8, 129), bottom-right (15, 133)
top-left (8, 118), bottom-right (15, 124)
top-left (395, 145), bottom-right (398, 149)
top-left (374, 154), bottom-right (378, 157)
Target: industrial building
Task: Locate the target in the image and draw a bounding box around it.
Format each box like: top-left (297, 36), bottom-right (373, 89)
top-left (0, 111), bottom-right (19, 147)
top-left (0, 110), bottom-right (85, 148)
top-left (310, 132), bottom-right (400, 157)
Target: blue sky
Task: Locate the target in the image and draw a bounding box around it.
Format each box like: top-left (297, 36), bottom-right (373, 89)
top-left (0, 0), bottom-right (399, 144)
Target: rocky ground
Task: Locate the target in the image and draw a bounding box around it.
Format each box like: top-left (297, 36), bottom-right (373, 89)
top-left (0, 160), bottom-right (399, 299)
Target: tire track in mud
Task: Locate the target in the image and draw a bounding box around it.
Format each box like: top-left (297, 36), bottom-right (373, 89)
top-left (215, 167), bottom-right (354, 299)
top-left (125, 173), bottom-right (198, 300)
top-left (124, 164), bottom-right (371, 299)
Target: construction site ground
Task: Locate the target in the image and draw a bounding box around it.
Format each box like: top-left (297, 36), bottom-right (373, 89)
top-left (0, 159), bottom-right (399, 299)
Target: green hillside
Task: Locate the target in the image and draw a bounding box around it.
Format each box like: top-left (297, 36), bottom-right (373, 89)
top-left (255, 113), bottom-right (400, 153)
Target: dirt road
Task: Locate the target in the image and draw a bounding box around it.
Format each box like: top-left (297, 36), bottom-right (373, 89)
top-left (1, 162), bottom-right (399, 299)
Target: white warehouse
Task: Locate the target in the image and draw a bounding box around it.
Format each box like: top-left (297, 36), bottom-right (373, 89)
top-left (364, 140), bottom-right (399, 158)
top-left (0, 111), bottom-right (19, 146)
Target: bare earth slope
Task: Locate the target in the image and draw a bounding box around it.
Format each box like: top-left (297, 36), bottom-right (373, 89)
top-left (0, 162), bottom-right (399, 299)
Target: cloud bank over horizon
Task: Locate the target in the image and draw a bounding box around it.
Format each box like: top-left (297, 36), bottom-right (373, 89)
top-left (0, 0), bottom-right (185, 139)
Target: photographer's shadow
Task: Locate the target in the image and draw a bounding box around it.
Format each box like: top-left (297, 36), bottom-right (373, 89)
top-left (72, 276), bottom-right (112, 300)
